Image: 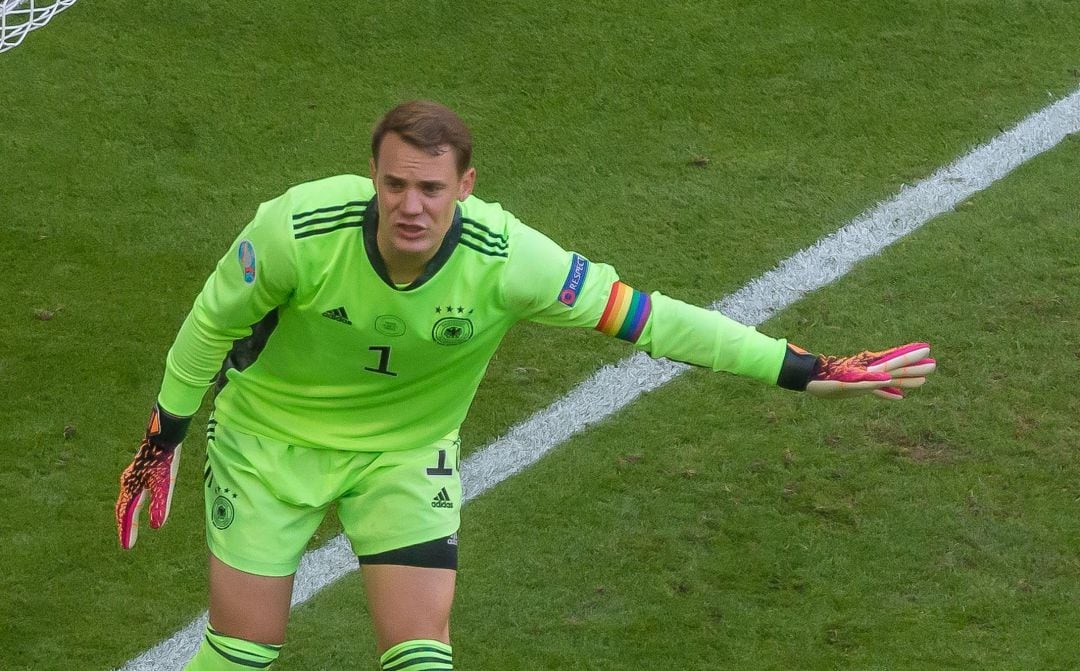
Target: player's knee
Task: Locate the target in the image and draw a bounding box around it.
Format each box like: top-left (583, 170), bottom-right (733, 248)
top-left (379, 639), bottom-right (453, 670)
top-left (184, 626), bottom-right (282, 670)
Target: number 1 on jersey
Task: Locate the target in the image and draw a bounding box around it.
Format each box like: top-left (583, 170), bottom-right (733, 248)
top-left (365, 345), bottom-right (398, 377)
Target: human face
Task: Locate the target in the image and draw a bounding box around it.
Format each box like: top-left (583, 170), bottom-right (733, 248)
top-left (370, 132), bottom-right (475, 282)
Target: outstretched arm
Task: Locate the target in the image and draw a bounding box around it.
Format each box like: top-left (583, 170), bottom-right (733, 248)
top-left (497, 215), bottom-right (936, 399)
top-left (633, 288), bottom-right (936, 399)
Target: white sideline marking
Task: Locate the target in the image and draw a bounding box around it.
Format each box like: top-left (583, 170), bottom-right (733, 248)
top-left (118, 87), bottom-right (1080, 670)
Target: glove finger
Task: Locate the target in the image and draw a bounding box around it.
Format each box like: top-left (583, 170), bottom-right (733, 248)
top-left (148, 444), bottom-right (181, 529)
top-left (890, 376), bottom-right (926, 389)
top-left (826, 370), bottom-right (892, 383)
top-left (832, 379), bottom-right (895, 391)
top-left (807, 379), bottom-right (891, 397)
top-left (891, 359), bottom-right (937, 378)
top-left (117, 489), bottom-right (148, 550)
top-left (872, 386), bottom-right (905, 400)
top-left (866, 343), bottom-right (931, 373)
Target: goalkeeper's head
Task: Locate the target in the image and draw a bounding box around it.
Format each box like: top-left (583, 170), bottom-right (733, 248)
top-left (371, 100), bottom-right (473, 177)
top-left (368, 100), bottom-right (478, 283)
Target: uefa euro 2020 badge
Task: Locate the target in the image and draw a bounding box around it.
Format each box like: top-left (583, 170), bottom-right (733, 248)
top-left (238, 240), bottom-right (256, 284)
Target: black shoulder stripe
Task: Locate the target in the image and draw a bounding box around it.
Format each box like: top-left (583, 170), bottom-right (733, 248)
top-left (458, 236), bottom-right (509, 258)
top-left (293, 200), bottom-right (368, 221)
top-left (459, 224), bottom-right (509, 252)
top-left (294, 220), bottom-right (364, 240)
top-left (293, 208), bottom-right (366, 231)
top-left (461, 217), bottom-right (509, 245)
top-left (292, 201), bottom-right (367, 239)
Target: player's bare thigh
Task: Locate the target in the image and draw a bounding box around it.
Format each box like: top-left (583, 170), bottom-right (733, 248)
top-left (208, 554), bottom-right (294, 645)
top-left (363, 564), bottom-right (456, 653)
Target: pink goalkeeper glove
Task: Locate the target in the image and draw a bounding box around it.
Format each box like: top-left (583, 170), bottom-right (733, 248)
top-left (779, 342), bottom-right (936, 400)
top-left (115, 404), bottom-right (191, 549)
top-left (807, 342), bottom-right (935, 399)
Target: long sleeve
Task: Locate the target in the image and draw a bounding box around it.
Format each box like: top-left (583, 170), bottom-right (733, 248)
top-left (157, 195), bottom-right (298, 416)
top-left (633, 292), bottom-right (786, 383)
top-left (499, 216), bottom-right (786, 385)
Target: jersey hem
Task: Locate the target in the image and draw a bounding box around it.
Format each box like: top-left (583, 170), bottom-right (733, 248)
top-left (211, 411), bottom-right (462, 453)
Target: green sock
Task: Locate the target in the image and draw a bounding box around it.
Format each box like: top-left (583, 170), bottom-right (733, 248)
top-left (184, 625), bottom-right (282, 670)
top-left (379, 639), bottom-right (453, 671)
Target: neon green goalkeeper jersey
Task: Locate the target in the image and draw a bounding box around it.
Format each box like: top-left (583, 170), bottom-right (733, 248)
top-left (158, 174), bottom-right (789, 452)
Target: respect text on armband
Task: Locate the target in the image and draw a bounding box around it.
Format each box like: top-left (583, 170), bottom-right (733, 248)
top-left (558, 253), bottom-right (590, 307)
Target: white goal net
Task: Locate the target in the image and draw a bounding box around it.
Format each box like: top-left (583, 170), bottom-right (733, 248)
top-left (1, 0), bottom-right (78, 53)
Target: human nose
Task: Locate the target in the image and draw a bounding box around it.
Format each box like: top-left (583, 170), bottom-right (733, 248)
top-left (402, 188), bottom-right (423, 215)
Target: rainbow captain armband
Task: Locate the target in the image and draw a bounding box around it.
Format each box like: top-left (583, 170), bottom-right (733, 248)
top-left (595, 281), bottom-right (652, 343)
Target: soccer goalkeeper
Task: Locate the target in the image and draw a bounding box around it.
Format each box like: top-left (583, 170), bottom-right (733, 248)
top-left (116, 100), bottom-right (935, 671)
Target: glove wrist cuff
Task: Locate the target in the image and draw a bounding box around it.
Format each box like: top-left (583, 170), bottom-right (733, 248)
top-left (146, 404), bottom-right (192, 448)
top-left (776, 344), bottom-right (819, 391)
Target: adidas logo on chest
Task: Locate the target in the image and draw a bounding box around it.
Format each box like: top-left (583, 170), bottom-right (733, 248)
top-left (321, 306), bottom-right (352, 325)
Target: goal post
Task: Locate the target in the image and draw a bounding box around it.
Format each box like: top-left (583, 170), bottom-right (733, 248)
top-left (1, 0), bottom-right (78, 54)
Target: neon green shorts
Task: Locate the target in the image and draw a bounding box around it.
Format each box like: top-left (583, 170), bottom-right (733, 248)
top-left (203, 419), bottom-right (461, 577)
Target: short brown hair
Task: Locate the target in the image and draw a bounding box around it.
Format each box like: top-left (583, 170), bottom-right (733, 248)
top-left (371, 100), bottom-right (473, 175)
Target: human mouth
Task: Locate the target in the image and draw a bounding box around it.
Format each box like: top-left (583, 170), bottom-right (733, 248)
top-left (395, 222), bottom-right (427, 240)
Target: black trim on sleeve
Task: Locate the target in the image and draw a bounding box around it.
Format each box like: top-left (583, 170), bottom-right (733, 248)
top-left (776, 345), bottom-right (820, 391)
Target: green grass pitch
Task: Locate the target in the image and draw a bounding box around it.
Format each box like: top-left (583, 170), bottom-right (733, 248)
top-left (1, 2), bottom-right (1078, 669)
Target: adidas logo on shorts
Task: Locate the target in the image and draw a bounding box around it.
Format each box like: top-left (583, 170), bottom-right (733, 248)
top-left (431, 487), bottom-right (454, 509)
